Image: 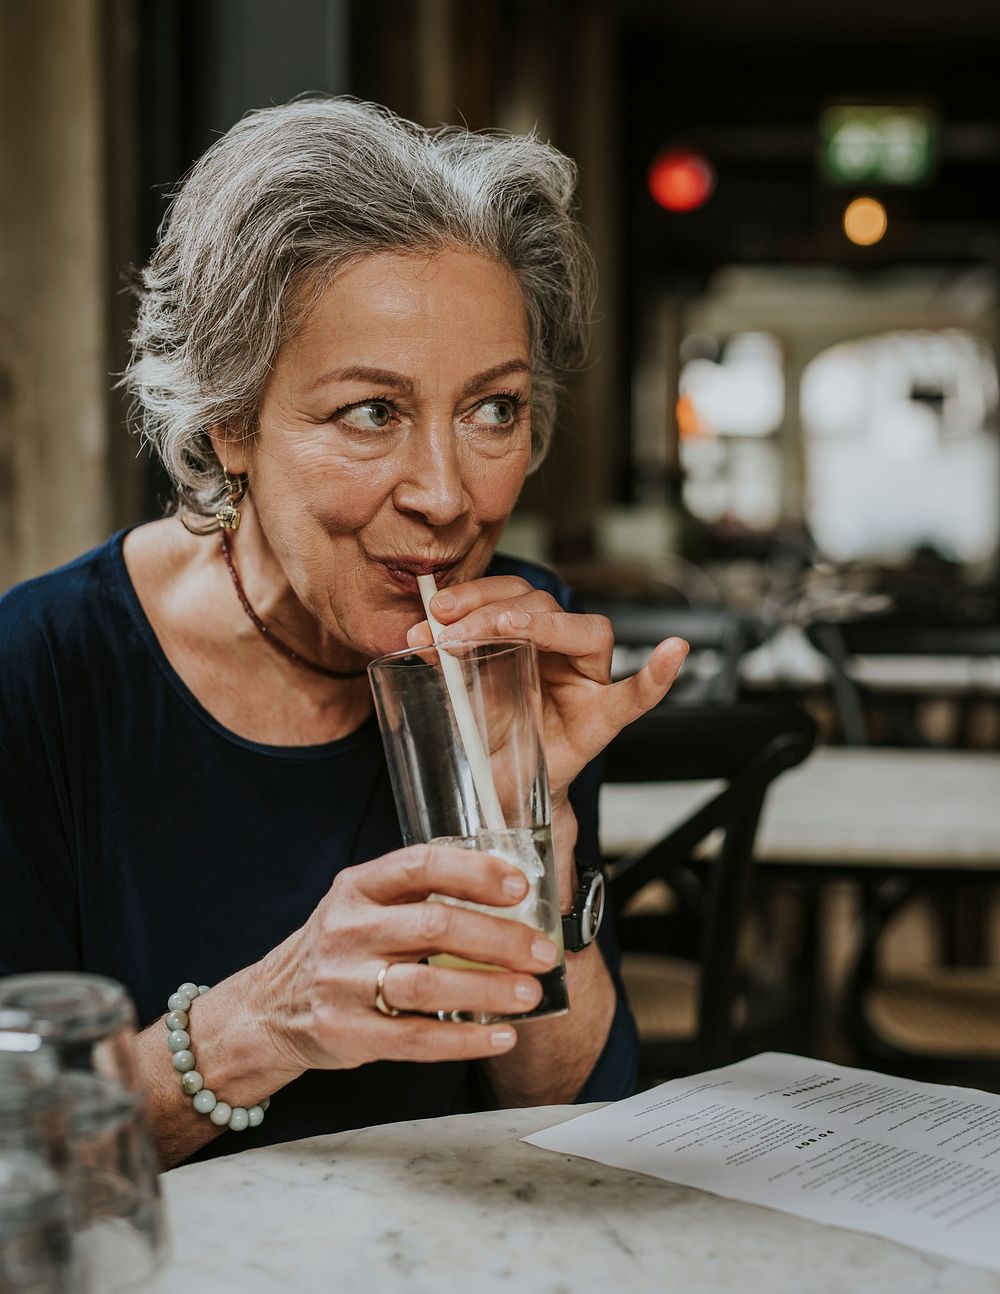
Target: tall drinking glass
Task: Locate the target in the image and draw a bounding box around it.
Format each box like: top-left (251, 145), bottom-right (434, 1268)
top-left (368, 637), bottom-right (568, 1021)
top-left (0, 975), bottom-right (166, 1289)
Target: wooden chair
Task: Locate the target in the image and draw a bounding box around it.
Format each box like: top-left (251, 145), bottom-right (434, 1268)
top-left (603, 701), bottom-right (816, 1082)
top-left (840, 874), bottom-right (1000, 1090)
top-left (808, 617), bottom-right (1000, 747)
top-left (583, 601), bottom-right (760, 705)
top-left (809, 616), bottom-right (1000, 1083)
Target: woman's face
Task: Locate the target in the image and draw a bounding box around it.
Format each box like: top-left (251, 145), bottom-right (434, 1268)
top-left (231, 249), bottom-right (534, 662)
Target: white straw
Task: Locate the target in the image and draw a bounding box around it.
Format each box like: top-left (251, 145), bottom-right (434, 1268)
top-left (417, 575), bottom-right (507, 832)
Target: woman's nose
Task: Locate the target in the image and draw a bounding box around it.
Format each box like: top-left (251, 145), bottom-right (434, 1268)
top-left (391, 425), bottom-right (470, 527)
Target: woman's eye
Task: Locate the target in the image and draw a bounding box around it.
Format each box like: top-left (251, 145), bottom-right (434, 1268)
top-left (473, 397), bottom-right (519, 427)
top-left (340, 401), bottom-right (394, 430)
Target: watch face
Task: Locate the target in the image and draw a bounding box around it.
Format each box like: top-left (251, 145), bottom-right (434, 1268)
top-left (583, 872), bottom-right (606, 944)
top-left (563, 868), bottom-right (607, 952)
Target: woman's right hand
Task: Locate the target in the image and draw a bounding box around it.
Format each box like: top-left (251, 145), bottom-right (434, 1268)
top-left (255, 843), bottom-right (558, 1072)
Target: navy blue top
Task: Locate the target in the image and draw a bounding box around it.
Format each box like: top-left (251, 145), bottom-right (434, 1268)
top-left (0, 531), bottom-right (637, 1160)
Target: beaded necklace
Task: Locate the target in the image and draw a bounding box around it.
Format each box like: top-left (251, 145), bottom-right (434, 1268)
top-left (219, 532), bottom-right (367, 681)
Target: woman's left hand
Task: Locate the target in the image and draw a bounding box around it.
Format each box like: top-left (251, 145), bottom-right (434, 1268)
top-left (406, 577), bottom-right (688, 804)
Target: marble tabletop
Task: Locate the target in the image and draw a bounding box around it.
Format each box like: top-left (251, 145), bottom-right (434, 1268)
top-left (151, 1104), bottom-right (1000, 1294)
top-left (600, 746), bottom-right (1000, 869)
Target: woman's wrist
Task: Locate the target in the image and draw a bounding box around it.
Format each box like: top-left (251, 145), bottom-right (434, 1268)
top-left (485, 935), bottom-right (616, 1106)
top-left (139, 957), bottom-right (303, 1169)
top-left (165, 983), bottom-right (272, 1132)
top-left (551, 796), bottom-right (579, 913)
top-left (182, 955), bottom-right (305, 1109)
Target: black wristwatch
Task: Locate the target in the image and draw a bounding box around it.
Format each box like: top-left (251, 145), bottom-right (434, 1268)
top-left (561, 863), bottom-right (606, 953)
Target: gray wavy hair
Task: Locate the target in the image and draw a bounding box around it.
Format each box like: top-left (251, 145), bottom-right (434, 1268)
top-left (125, 95), bottom-right (596, 522)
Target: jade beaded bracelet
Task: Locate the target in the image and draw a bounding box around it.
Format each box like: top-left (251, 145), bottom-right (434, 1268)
top-left (164, 982), bottom-right (269, 1133)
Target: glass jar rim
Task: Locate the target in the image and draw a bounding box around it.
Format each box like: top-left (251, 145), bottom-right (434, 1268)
top-left (0, 974), bottom-right (134, 1044)
top-left (368, 636), bottom-right (533, 674)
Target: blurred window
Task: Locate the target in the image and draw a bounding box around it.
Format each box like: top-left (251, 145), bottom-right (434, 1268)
top-left (801, 331), bottom-right (999, 564)
top-left (678, 332), bottom-right (785, 529)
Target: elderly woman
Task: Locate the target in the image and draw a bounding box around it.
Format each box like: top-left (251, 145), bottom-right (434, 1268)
top-left (0, 98), bottom-right (686, 1167)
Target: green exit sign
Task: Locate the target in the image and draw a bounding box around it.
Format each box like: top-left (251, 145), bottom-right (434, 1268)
top-left (820, 106), bottom-right (937, 186)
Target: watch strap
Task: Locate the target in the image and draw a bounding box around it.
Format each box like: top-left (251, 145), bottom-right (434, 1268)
top-left (562, 862), bottom-right (605, 953)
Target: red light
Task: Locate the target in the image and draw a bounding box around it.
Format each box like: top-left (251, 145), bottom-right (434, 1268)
top-left (648, 151), bottom-right (716, 213)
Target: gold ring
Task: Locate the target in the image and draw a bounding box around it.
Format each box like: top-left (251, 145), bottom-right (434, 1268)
top-left (374, 964), bottom-right (400, 1017)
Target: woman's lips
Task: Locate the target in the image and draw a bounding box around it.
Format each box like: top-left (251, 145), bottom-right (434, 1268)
top-left (374, 559), bottom-right (462, 594)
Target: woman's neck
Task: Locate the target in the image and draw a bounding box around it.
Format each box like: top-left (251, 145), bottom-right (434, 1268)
top-left (123, 516), bottom-right (374, 748)
top-left (222, 503), bottom-right (369, 678)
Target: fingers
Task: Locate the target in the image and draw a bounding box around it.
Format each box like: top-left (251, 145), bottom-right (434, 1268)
top-left (447, 608), bottom-right (612, 685)
top-left (606, 637), bottom-right (689, 732)
top-left (429, 576), bottom-right (536, 619)
top-left (408, 598), bottom-right (614, 685)
top-left (351, 843), bottom-right (530, 907)
top-left (311, 994), bottom-right (520, 1063)
top-left (367, 1015), bottom-right (519, 1063)
top-left (377, 961), bottom-right (542, 1018)
top-left (406, 588), bottom-right (558, 649)
top-left (379, 900), bottom-right (559, 973)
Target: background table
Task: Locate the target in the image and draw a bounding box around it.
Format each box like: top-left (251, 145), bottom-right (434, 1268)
top-left (735, 623), bottom-right (1000, 697)
top-left (152, 1105), bottom-right (1000, 1293)
top-left (848, 654), bottom-right (1000, 696)
top-left (601, 746), bottom-right (1000, 1055)
top-left (600, 747), bottom-right (1000, 874)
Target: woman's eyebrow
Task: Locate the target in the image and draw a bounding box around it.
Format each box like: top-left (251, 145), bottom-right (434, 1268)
top-left (460, 359), bottom-right (530, 397)
top-left (310, 365), bottom-right (416, 393)
top-left (308, 358), bottom-right (529, 397)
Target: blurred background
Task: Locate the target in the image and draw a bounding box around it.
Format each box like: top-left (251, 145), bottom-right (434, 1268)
top-left (5, 1), bottom-right (1000, 664)
top-left (4, 0), bottom-right (1000, 1078)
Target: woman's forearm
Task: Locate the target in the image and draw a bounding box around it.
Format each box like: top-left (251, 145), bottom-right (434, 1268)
top-left (136, 954), bottom-right (305, 1170)
top-left (483, 939), bottom-right (617, 1107)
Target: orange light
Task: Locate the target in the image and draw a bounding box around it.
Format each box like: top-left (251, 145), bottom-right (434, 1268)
top-left (843, 196), bottom-right (888, 246)
top-left (676, 394), bottom-right (711, 440)
top-left (648, 151), bottom-right (715, 213)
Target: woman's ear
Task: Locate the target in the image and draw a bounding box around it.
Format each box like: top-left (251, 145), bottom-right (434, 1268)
top-left (206, 422), bottom-right (251, 476)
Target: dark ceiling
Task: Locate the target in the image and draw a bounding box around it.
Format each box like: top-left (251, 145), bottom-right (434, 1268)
top-left (621, 3), bottom-right (1000, 278)
top-left (618, 0), bottom-right (1000, 39)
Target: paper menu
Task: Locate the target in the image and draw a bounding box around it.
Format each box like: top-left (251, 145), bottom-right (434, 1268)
top-left (523, 1052), bottom-right (1000, 1273)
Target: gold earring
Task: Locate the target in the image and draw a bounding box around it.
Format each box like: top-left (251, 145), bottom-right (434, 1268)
top-left (216, 470), bottom-right (248, 532)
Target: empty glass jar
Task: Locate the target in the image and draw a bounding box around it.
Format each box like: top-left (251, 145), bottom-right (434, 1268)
top-left (0, 1150), bottom-right (77, 1294)
top-left (0, 974), bottom-right (167, 1289)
